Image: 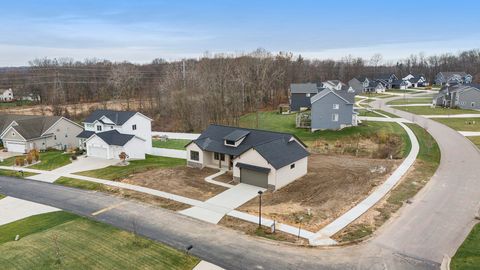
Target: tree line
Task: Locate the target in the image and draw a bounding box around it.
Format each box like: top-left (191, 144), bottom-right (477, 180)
top-left (0, 48), bottom-right (479, 132)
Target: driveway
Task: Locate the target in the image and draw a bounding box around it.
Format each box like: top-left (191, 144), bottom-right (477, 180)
top-left (26, 156), bottom-right (117, 183)
top-left (0, 196), bottom-right (59, 226)
top-left (52, 156), bottom-right (118, 174)
top-left (1, 93), bottom-right (480, 269)
top-left (180, 183), bottom-right (264, 224)
top-left (0, 151), bottom-right (17, 162)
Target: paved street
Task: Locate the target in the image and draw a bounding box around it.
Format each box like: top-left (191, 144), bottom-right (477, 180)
top-left (0, 94), bottom-right (479, 269)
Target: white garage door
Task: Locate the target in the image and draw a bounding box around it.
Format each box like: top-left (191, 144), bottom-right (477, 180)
top-left (6, 141), bottom-right (26, 153)
top-left (88, 146), bottom-right (108, 159)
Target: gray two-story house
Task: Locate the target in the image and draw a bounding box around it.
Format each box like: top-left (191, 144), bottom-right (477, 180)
top-left (433, 84), bottom-right (480, 110)
top-left (310, 88), bottom-right (357, 130)
top-left (289, 83), bottom-right (322, 111)
top-left (435, 72), bottom-right (473, 86)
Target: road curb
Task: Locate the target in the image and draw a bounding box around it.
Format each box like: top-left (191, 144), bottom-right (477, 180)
top-left (440, 255), bottom-right (451, 270)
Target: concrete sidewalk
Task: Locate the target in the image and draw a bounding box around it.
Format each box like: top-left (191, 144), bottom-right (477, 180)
top-left (358, 116), bottom-right (412, 123)
top-left (180, 184), bottom-right (263, 224)
top-left (421, 113), bottom-right (480, 118)
top-left (310, 121), bottom-right (420, 245)
top-left (459, 131), bottom-right (480, 137)
top-left (0, 196), bottom-right (59, 226)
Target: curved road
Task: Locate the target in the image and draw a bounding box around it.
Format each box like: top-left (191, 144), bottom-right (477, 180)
top-left (0, 94), bottom-right (479, 270)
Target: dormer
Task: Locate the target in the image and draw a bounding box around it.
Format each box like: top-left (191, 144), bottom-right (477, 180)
top-left (223, 130), bottom-right (250, 147)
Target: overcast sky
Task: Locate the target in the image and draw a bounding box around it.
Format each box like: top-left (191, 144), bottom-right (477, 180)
top-left (1, 0), bottom-right (479, 66)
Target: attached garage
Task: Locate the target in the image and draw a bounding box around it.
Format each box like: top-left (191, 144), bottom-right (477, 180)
top-left (5, 141), bottom-right (26, 153)
top-left (237, 162), bottom-right (270, 188)
top-left (88, 145), bottom-right (108, 159)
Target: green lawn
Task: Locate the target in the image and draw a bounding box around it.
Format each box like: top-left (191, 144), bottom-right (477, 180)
top-left (239, 111), bottom-right (411, 158)
top-left (386, 89), bottom-right (417, 94)
top-left (359, 93), bottom-right (392, 98)
top-left (0, 194), bottom-right (4, 200)
top-left (433, 118), bottom-right (480, 132)
top-left (0, 150), bottom-right (71, 171)
top-left (76, 155), bottom-right (185, 180)
top-left (451, 223), bottom-right (480, 270)
top-left (29, 151), bottom-right (72, 171)
top-left (55, 177), bottom-right (108, 191)
top-left (0, 212), bottom-right (199, 269)
top-left (392, 106), bottom-right (480, 115)
top-left (375, 110), bottom-right (400, 118)
top-left (0, 100), bottom-right (33, 107)
top-left (468, 137), bottom-right (480, 148)
top-left (0, 169), bottom-right (37, 178)
top-left (152, 139), bottom-right (190, 150)
top-left (357, 109), bottom-right (385, 117)
top-left (387, 98), bottom-right (433, 105)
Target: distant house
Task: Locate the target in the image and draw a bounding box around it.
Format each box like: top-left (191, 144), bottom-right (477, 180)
top-left (435, 72), bottom-right (473, 86)
top-left (348, 78), bottom-right (365, 94)
top-left (391, 79), bottom-right (410, 89)
top-left (0, 114), bottom-right (82, 153)
top-left (356, 77), bottom-right (370, 89)
top-left (77, 110), bottom-right (152, 159)
top-left (433, 84), bottom-right (480, 110)
top-left (20, 93), bottom-right (41, 102)
top-left (289, 83), bottom-right (322, 111)
top-left (310, 88), bottom-right (357, 131)
top-left (186, 125), bottom-right (309, 190)
top-left (0, 89), bottom-right (13, 102)
top-left (374, 73), bottom-right (398, 89)
top-left (365, 81), bottom-right (386, 93)
top-left (322, 80), bottom-right (346, 90)
top-left (408, 75), bottom-right (428, 88)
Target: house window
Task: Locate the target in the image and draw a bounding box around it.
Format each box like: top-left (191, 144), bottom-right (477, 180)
top-left (12, 132), bottom-right (15, 136)
top-left (132, 124), bottom-right (137, 130)
top-left (65, 134), bottom-right (68, 138)
top-left (290, 163), bottom-right (295, 169)
top-left (332, 114), bottom-right (339, 122)
top-left (472, 102), bottom-right (476, 107)
top-left (54, 135), bottom-right (57, 140)
top-left (225, 140), bottom-right (235, 146)
top-left (190, 151), bottom-right (199, 161)
top-left (214, 152), bottom-right (225, 161)
top-left (333, 104), bottom-right (339, 109)
top-left (96, 125), bottom-right (102, 131)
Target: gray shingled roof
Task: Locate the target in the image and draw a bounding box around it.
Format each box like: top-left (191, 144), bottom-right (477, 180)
top-left (290, 83), bottom-right (320, 94)
top-left (223, 130), bottom-right (250, 141)
top-left (191, 125), bottom-right (309, 169)
top-left (0, 114), bottom-right (62, 140)
top-left (77, 130), bottom-right (95, 139)
top-left (94, 130), bottom-right (135, 146)
top-left (84, 110), bottom-right (138, 125)
top-left (348, 78), bottom-right (364, 93)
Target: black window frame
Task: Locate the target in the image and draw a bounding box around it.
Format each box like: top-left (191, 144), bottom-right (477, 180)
top-left (225, 140), bottom-right (235, 146)
top-left (132, 124), bottom-right (137, 130)
top-left (290, 163), bottom-right (295, 169)
top-left (96, 125), bottom-right (102, 131)
top-left (190, 150), bottom-right (199, 161)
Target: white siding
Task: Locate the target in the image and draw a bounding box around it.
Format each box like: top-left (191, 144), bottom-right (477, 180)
top-left (123, 138), bottom-right (146, 159)
top-left (186, 143), bottom-right (205, 166)
top-left (233, 149), bottom-right (276, 186)
top-left (274, 157), bottom-right (308, 189)
top-left (114, 114), bottom-right (152, 152)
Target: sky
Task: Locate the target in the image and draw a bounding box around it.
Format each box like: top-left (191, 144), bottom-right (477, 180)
top-left (0, 0), bottom-right (479, 66)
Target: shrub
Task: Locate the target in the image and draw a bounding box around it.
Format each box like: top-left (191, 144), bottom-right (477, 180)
top-left (26, 153), bottom-right (33, 164)
top-left (16, 156), bottom-right (25, 167)
top-left (30, 149), bottom-right (40, 162)
top-left (71, 155), bottom-right (77, 160)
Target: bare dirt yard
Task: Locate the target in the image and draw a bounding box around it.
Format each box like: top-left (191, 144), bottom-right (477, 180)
top-left (213, 171), bottom-right (237, 185)
top-left (237, 154), bottom-right (401, 232)
top-left (121, 167), bottom-right (228, 201)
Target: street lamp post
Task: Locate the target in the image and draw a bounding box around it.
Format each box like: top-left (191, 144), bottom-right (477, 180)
top-left (258, 190), bottom-right (263, 228)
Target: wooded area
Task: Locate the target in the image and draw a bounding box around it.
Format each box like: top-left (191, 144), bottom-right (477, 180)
top-left (0, 48), bottom-right (479, 131)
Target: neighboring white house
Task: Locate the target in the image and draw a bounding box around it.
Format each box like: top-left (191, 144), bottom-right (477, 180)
top-left (0, 89), bottom-right (14, 102)
top-left (77, 110), bottom-right (152, 160)
top-left (186, 125), bottom-right (309, 190)
top-left (0, 114), bottom-right (83, 153)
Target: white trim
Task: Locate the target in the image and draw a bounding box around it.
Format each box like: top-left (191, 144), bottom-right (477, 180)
top-left (311, 88), bottom-right (351, 104)
top-left (1, 126), bottom-right (27, 142)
